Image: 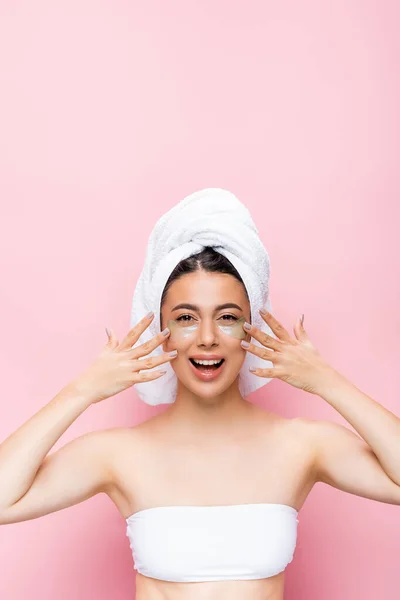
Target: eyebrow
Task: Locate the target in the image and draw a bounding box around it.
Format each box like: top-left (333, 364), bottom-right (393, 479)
top-left (171, 303), bottom-right (243, 313)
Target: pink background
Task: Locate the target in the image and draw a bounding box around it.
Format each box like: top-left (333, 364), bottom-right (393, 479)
top-left (1, 1), bottom-right (399, 598)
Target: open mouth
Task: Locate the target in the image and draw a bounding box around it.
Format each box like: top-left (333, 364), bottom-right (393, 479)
top-left (188, 358), bottom-right (226, 381)
top-left (189, 358), bottom-right (225, 371)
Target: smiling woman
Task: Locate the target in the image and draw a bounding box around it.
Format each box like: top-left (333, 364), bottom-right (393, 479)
top-left (1, 188), bottom-right (397, 600)
top-left (129, 188), bottom-right (277, 408)
top-left (157, 250), bottom-right (252, 394)
top-left (122, 246), bottom-right (304, 599)
top-left (161, 249), bottom-right (248, 377)
top-left (119, 189), bottom-right (306, 600)
top-left (0, 190), bottom-right (332, 600)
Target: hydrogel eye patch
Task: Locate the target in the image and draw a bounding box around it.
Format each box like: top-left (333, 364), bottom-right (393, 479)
top-left (166, 316), bottom-right (248, 341)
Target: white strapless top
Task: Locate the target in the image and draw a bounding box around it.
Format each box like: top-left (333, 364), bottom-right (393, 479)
top-left (125, 503), bottom-right (299, 582)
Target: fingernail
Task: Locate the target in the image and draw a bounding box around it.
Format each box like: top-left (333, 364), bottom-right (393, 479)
top-left (300, 314), bottom-right (304, 325)
top-left (162, 327), bottom-right (170, 336)
top-left (241, 340), bottom-right (250, 348)
top-left (249, 367), bottom-right (257, 372)
top-left (105, 327), bottom-right (110, 338)
top-left (169, 350), bottom-right (178, 356)
top-left (146, 311), bottom-right (154, 319)
top-left (243, 322), bottom-right (251, 331)
top-left (259, 307), bottom-right (267, 315)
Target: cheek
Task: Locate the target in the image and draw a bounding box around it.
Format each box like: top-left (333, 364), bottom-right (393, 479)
top-left (166, 320), bottom-right (198, 345)
top-left (217, 316), bottom-right (247, 340)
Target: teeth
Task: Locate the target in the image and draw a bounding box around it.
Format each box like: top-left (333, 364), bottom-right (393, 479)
top-left (192, 359), bottom-right (223, 366)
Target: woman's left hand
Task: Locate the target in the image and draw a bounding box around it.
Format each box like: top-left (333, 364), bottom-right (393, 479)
top-left (241, 311), bottom-right (339, 395)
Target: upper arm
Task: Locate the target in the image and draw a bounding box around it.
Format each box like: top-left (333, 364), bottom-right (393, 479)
top-left (0, 429), bottom-right (117, 525)
top-left (309, 418), bottom-right (400, 506)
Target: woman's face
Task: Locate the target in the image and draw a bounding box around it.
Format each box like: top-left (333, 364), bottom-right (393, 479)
top-left (160, 270), bottom-right (251, 398)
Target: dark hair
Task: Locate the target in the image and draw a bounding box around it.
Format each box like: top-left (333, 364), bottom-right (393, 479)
top-left (160, 247), bottom-right (249, 318)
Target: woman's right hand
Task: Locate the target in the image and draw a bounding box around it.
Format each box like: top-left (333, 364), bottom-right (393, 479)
top-left (70, 313), bottom-right (176, 404)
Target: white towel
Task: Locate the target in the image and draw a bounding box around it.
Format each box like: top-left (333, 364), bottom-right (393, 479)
top-left (130, 188), bottom-right (276, 406)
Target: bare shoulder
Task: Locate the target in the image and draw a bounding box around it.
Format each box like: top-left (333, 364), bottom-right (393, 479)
top-left (290, 416), bottom-right (344, 442)
top-left (99, 411), bottom-right (319, 456)
top-left (284, 416), bottom-right (320, 444)
top-left (285, 415), bottom-right (317, 434)
top-left (96, 419), bottom-right (163, 470)
top-left (76, 425), bottom-right (146, 484)
top-left (95, 422), bottom-right (150, 453)
top-left (243, 406), bottom-right (318, 460)
top-left (285, 416), bottom-right (337, 464)
top-left (275, 415), bottom-right (321, 473)
top-left (292, 416), bottom-right (368, 462)
top-left (254, 409), bottom-right (315, 440)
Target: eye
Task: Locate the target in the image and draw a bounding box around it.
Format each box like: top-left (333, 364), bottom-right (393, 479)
top-left (176, 314), bottom-right (238, 323)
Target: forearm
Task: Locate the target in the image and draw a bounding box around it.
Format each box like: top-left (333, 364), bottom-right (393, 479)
top-left (0, 384), bottom-right (93, 509)
top-left (316, 370), bottom-right (400, 485)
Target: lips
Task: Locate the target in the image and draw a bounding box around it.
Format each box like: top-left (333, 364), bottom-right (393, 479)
top-left (189, 355), bottom-right (225, 361)
top-left (188, 358), bottom-right (226, 381)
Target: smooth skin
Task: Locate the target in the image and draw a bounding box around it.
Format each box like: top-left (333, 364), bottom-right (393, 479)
top-left (1, 271), bottom-right (400, 600)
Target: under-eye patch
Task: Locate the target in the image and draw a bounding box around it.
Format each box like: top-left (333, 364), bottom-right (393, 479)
top-left (166, 316), bottom-right (247, 341)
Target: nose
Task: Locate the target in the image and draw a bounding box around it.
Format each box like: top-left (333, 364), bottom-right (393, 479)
top-left (196, 318), bottom-right (219, 348)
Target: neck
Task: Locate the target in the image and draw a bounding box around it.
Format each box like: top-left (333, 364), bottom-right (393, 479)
top-left (163, 379), bottom-right (254, 438)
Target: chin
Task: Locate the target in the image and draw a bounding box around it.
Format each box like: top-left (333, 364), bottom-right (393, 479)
top-left (178, 372), bottom-right (240, 400)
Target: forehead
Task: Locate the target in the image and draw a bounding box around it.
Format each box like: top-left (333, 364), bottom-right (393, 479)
top-left (163, 271), bottom-right (248, 307)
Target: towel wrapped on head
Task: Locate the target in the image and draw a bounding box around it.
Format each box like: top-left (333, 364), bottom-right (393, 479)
top-left (130, 187), bottom-right (276, 406)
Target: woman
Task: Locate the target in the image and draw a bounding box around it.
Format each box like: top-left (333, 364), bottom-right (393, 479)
top-left (1, 192), bottom-right (400, 600)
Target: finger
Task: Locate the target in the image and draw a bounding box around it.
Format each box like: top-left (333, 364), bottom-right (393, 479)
top-left (105, 327), bottom-right (119, 350)
top-left (243, 322), bottom-right (282, 351)
top-left (249, 366), bottom-right (277, 378)
top-left (259, 310), bottom-right (292, 342)
top-left (131, 351), bottom-right (177, 372)
top-left (293, 314), bottom-right (308, 342)
top-left (118, 313), bottom-right (156, 351)
top-left (132, 369), bottom-right (168, 383)
top-left (241, 341), bottom-right (276, 362)
top-left (127, 328), bottom-right (170, 359)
